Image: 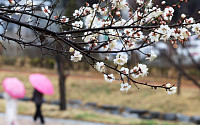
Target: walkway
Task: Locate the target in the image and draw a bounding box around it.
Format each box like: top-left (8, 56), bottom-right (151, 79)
top-left (0, 113), bottom-right (110, 125)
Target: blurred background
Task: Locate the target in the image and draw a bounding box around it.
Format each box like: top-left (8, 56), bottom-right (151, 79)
top-left (0, 0), bottom-right (199, 125)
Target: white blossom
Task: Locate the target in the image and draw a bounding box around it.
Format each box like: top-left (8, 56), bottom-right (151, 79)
top-left (120, 83), bottom-right (131, 92)
top-left (83, 32), bottom-right (98, 43)
top-left (124, 41), bottom-right (137, 50)
top-left (41, 6), bottom-right (51, 16)
top-left (92, 4), bottom-right (99, 10)
top-left (113, 19), bottom-right (126, 26)
top-left (138, 64), bottom-right (148, 77)
top-left (146, 50), bottom-right (157, 61)
top-left (163, 7), bottom-right (174, 21)
top-left (192, 23), bottom-right (200, 35)
top-left (133, 31), bottom-right (144, 40)
top-left (72, 20), bottom-right (83, 29)
top-left (130, 64), bottom-right (148, 78)
top-left (85, 13), bottom-right (102, 28)
top-left (179, 28), bottom-right (191, 40)
top-left (70, 50), bottom-right (83, 62)
top-left (73, 7), bottom-right (92, 18)
top-left (104, 74), bottom-right (115, 82)
top-left (149, 31), bottom-right (160, 42)
top-left (171, 28), bottom-right (181, 39)
top-left (124, 29), bottom-right (132, 36)
top-left (133, 11), bottom-right (143, 22)
top-left (184, 17), bottom-right (195, 28)
top-left (157, 25), bottom-right (172, 41)
top-left (146, 0), bottom-right (153, 8)
top-left (136, 0), bottom-right (144, 5)
top-left (73, 10), bottom-right (80, 17)
top-left (60, 16), bottom-right (69, 23)
top-left (27, 0), bottom-right (32, 6)
top-left (120, 67), bottom-right (129, 78)
top-left (113, 53), bottom-right (128, 65)
top-left (108, 40), bottom-right (117, 50)
top-left (95, 62), bottom-right (106, 72)
top-left (167, 87), bottom-right (177, 95)
top-left (111, 0), bottom-right (128, 10)
top-left (146, 8), bottom-right (162, 22)
top-left (99, 7), bottom-right (108, 16)
top-left (107, 29), bottom-right (122, 40)
top-left (130, 67), bottom-right (140, 78)
top-left (84, 7), bottom-right (93, 15)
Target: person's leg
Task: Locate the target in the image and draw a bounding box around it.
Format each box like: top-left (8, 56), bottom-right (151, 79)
top-left (38, 104), bottom-right (45, 124)
top-left (34, 104), bottom-right (40, 121)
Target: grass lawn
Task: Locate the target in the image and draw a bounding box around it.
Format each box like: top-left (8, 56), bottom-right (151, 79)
top-left (0, 65), bottom-right (199, 124)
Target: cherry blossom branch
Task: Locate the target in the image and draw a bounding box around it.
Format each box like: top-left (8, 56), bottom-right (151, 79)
top-left (1, 0), bottom-right (199, 94)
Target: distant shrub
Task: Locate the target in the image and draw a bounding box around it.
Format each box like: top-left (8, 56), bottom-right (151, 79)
top-left (2, 56), bottom-right (16, 65)
top-left (30, 57), bottom-right (41, 67)
top-left (44, 58), bottom-right (55, 69)
top-left (187, 68), bottom-right (200, 78)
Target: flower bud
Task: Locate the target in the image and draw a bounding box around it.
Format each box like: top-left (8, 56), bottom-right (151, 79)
top-left (69, 47), bottom-right (74, 52)
top-left (165, 83), bottom-right (171, 87)
top-left (85, 2), bottom-right (89, 7)
top-left (161, 1), bottom-right (166, 5)
top-left (116, 11), bottom-right (121, 16)
top-left (93, 43), bottom-right (97, 47)
top-left (53, 16), bottom-right (58, 19)
top-left (181, 14), bottom-right (186, 19)
top-left (105, 56), bottom-right (109, 60)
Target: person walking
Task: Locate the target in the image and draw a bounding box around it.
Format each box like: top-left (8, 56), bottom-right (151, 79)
top-left (29, 74), bottom-right (54, 124)
top-left (4, 92), bottom-right (18, 125)
top-left (2, 77), bottom-right (25, 125)
top-left (32, 89), bottom-right (45, 124)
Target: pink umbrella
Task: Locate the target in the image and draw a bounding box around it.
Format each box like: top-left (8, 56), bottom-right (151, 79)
top-left (2, 77), bottom-right (26, 99)
top-left (29, 74), bottom-right (54, 95)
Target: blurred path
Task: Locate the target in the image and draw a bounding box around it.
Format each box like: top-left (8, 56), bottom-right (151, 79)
top-left (0, 113), bottom-right (110, 125)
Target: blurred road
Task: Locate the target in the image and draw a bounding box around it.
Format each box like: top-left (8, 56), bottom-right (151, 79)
top-left (0, 113), bottom-right (110, 125)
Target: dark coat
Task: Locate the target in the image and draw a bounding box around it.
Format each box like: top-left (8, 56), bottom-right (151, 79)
top-left (32, 89), bottom-right (43, 105)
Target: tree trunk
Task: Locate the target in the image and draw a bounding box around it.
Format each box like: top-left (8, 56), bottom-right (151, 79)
top-left (177, 71), bottom-right (182, 95)
top-left (177, 55), bottom-right (182, 95)
top-left (56, 56), bottom-right (66, 110)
